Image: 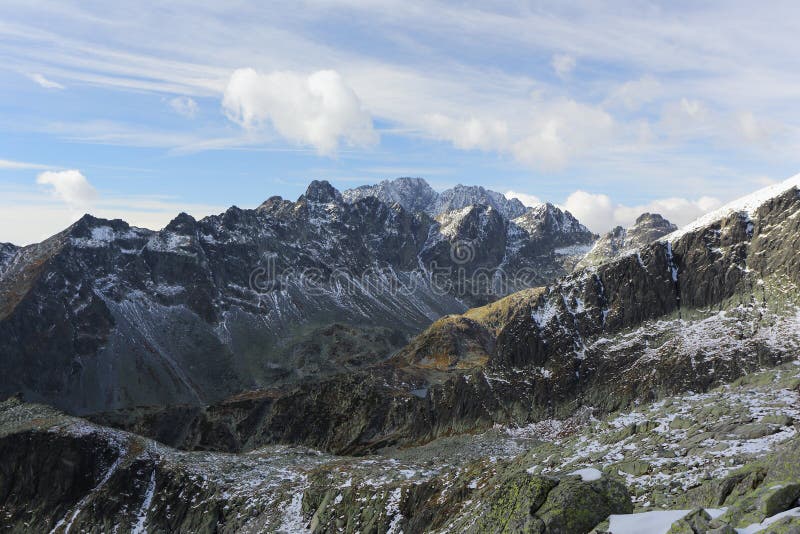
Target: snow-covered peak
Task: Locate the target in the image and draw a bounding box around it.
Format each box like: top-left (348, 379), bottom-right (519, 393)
top-left (513, 203), bottom-right (593, 237)
top-left (434, 184), bottom-right (526, 219)
top-left (575, 212), bottom-right (675, 269)
top-left (343, 177), bottom-right (437, 214)
top-left (343, 178), bottom-right (526, 219)
top-left (662, 173), bottom-right (800, 242)
top-left (435, 204), bottom-right (489, 238)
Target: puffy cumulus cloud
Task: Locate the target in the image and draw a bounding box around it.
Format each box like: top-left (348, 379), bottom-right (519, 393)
top-left (552, 54), bottom-right (576, 79)
top-left (28, 73), bottom-right (64, 90)
top-left (563, 191), bottom-right (616, 233)
top-left (505, 190), bottom-right (542, 207)
top-left (562, 190), bottom-right (722, 234)
top-left (169, 96), bottom-right (198, 118)
top-left (222, 68), bottom-right (378, 156)
top-left (36, 170), bottom-right (97, 209)
top-left (424, 114), bottom-right (508, 151)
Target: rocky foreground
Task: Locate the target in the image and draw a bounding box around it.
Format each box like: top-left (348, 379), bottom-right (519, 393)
top-left (3, 360), bottom-right (800, 532)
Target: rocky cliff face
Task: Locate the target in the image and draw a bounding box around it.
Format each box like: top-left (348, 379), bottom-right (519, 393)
top-left (0, 179), bottom-right (595, 415)
top-left (576, 212), bottom-right (677, 269)
top-left (101, 177), bottom-right (800, 457)
top-left (343, 177), bottom-right (527, 219)
top-left (0, 243), bottom-right (16, 276)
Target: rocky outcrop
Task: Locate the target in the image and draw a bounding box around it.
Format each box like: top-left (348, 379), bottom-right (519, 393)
top-left (576, 212), bottom-right (677, 269)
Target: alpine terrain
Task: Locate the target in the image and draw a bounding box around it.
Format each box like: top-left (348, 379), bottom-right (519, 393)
top-left (3, 174), bottom-right (800, 533)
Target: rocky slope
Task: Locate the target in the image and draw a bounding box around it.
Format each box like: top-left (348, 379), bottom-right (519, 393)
top-left (576, 212), bottom-right (677, 269)
top-left (0, 397), bottom-right (633, 533)
top-left (99, 175), bottom-right (800, 458)
top-left (4, 361), bottom-right (800, 532)
top-left (0, 179), bottom-right (595, 415)
top-left (343, 177), bottom-right (527, 219)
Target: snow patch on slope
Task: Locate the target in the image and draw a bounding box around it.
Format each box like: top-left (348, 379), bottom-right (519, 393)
top-left (663, 173), bottom-right (800, 242)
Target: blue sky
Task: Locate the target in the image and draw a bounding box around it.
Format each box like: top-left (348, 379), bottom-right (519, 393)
top-left (2, 1), bottom-right (800, 244)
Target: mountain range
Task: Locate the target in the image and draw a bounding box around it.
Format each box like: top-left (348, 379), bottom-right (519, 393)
top-left (0, 178), bottom-right (597, 414)
top-left (5, 174), bottom-right (800, 533)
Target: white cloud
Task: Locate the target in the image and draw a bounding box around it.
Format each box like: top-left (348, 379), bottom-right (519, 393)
top-left (512, 99), bottom-right (615, 170)
top-left (423, 98), bottom-right (613, 171)
top-left (562, 190), bottom-right (722, 233)
top-left (505, 190), bottom-right (542, 207)
top-left (424, 114), bottom-right (508, 151)
top-left (736, 111), bottom-right (778, 145)
top-left (659, 98), bottom-right (712, 138)
top-left (0, 158), bottom-right (53, 170)
top-left (28, 73), bottom-right (65, 89)
top-left (552, 54), bottom-right (576, 79)
top-left (169, 96), bottom-right (198, 118)
top-left (222, 68), bottom-right (378, 155)
top-left (563, 191), bottom-right (616, 233)
top-left (605, 76), bottom-right (662, 111)
top-left (36, 170), bottom-right (97, 209)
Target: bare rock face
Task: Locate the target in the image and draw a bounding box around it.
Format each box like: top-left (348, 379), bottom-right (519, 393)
top-left (576, 212), bottom-right (677, 269)
top-left (0, 179), bottom-right (595, 415)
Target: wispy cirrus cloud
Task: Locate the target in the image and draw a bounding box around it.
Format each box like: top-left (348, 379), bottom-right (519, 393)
top-left (0, 158), bottom-right (55, 170)
top-left (28, 72), bottom-right (64, 89)
top-left (1, 0), bottom-right (800, 220)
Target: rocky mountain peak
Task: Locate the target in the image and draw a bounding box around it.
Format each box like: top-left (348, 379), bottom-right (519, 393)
top-left (435, 203), bottom-right (502, 240)
top-left (343, 177), bottom-right (527, 219)
top-left (627, 212), bottom-right (677, 245)
top-left (342, 177), bottom-right (438, 214)
top-left (512, 203), bottom-right (596, 246)
top-left (302, 179), bottom-right (343, 204)
top-left (164, 212), bottom-right (198, 234)
top-left (576, 212), bottom-right (677, 269)
top-left (434, 184), bottom-right (527, 219)
top-left (66, 214), bottom-right (135, 242)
